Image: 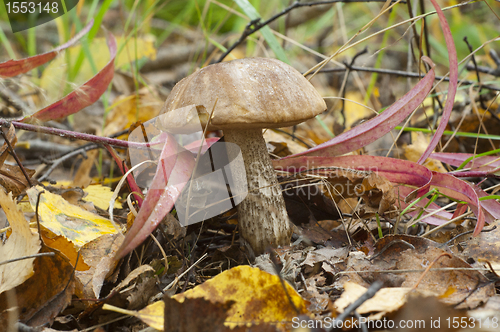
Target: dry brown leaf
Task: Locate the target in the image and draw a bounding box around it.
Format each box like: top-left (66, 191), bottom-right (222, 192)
top-left (336, 235), bottom-right (494, 309)
top-left (0, 123), bottom-right (17, 167)
top-left (0, 164), bottom-right (35, 196)
top-left (72, 150), bottom-right (98, 188)
top-left (387, 294), bottom-right (466, 332)
top-left (104, 264), bottom-right (158, 311)
top-left (0, 246), bottom-right (75, 327)
top-left (310, 167), bottom-right (396, 215)
top-left (74, 233), bottom-right (124, 301)
top-left (263, 129), bottom-right (308, 156)
top-left (302, 247), bottom-right (349, 267)
top-left (165, 297), bottom-right (278, 332)
top-left (334, 282), bottom-right (414, 319)
top-left (0, 190), bottom-right (40, 294)
top-left (459, 220), bottom-right (500, 274)
top-left (302, 275), bottom-right (331, 314)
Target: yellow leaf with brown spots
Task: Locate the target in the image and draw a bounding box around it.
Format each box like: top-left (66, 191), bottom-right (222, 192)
top-left (26, 186), bottom-right (118, 247)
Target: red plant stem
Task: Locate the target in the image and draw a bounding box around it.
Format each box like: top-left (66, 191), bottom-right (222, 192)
top-left (451, 171), bottom-right (500, 179)
top-left (4, 119), bottom-right (161, 149)
top-left (103, 144), bottom-right (144, 207)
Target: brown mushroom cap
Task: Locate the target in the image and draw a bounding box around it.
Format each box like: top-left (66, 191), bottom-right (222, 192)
top-left (160, 57), bottom-right (326, 130)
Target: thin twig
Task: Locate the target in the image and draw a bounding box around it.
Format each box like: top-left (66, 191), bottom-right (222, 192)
top-left (216, 0), bottom-right (405, 62)
top-left (464, 36), bottom-right (489, 111)
top-left (0, 123), bottom-right (33, 187)
top-left (37, 146), bottom-right (96, 182)
top-left (0, 252), bottom-right (54, 266)
top-left (339, 47), bottom-right (368, 130)
top-left (307, 65), bottom-right (500, 91)
top-left (411, 252), bottom-right (451, 290)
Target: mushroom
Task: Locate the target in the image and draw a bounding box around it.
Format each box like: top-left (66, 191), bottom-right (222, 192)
top-left (160, 57), bottom-right (326, 255)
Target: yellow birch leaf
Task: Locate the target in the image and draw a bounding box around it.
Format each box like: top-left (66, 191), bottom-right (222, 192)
top-left (173, 265), bottom-right (309, 327)
top-left (26, 186), bottom-right (118, 247)
top-left (404, 132), bottom-right (447, 173)
top-left (103, 265), bottom-right (309, 330)
top-left (82, 184), bottom-right (122, 210)
top-left (103, 301), bottom-right (164, 331)
top-left (103, 91), bottom-right (161, 136)
top-left (0, 190), bottom-right (40, 294)
top-left (344, 91), bottom-right (374, 129)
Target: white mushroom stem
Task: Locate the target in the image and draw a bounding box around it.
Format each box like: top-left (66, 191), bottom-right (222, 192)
top-left (224, 128), bottom-right (292, 255)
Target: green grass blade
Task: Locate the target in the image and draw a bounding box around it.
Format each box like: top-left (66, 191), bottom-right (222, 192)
top-left (395, 126), bottom-right (500, 141)
top-left (456, 148), bottom-right (500, 170)
top-left (0, 28), bottom-right (16, 58)
top-left (69, 0), bottom-right (114, 81)
top-left (234, 0), bottom-right (289, 64)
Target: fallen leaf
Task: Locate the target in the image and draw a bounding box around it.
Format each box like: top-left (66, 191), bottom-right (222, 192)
top-left (173, 265), bottom-right (309, 328)
top-left (72, 150), bottom-right (98, 188)
top-left (336, 235), bottom-right (494, 309)
top-left (334, 282), bottom-right (412, 319)
top-left (74, 233), bottom-right (124, 300)
top-left (104, 90), bottom-right (162, 136)
top-left (164, 297), bottom-right (237, 332)
top-left (82, 184), bottom-right (123, 210)
top-left (103, 300), bottom-right (165, 331)
top-left (386, 294), bottom-right (466, 332)
top-left (263, 129), bottom-right (308, 156)
top-left (0, 246), bottom-right (75, 327)
top-left (0, 164), bottom-right (36, 196)
top-left (0, 123), bottom-right (17, 166)
top-left (101, 264), bottom-right (157, 310)
top-left (0, 190), bottom-right (40, 294)
top-left (27, 186), bottom-right (119, 247)
top-left (23, 32), bottom-right (117, 122)
top-left (0, 20), bottom-right (93, 77)
top-left (459, 220), bottom-right (500, 274)
top-left (404, 132), bottom-right (446, 173)
top-left (302, 247), bottom-right (349, 267)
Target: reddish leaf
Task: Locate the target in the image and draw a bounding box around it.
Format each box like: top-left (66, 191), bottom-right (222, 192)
top-left (274, 155), bottom-right (492, 231)
top-left (0, 247), bottom-right (75, 327)
top-left (452, 203), bottom-right (468, 220)
top-left (0, 20), bottom-right (93, 78)
top-left (21, 31), bottom-right (117, 123)
top-left (428, 172), bottom-right (484, 235)
top-left (115, 132), bottom-right (195, 260)
top-left (432, 152), bottom-right (500, 171)
top-left (104, 145), bottom-right (144, 207)
top-left (472, 185), bottom-right (500, 223)
top-left (274, 155), bottom-right (433, 188)
top-left (183, 137), bottom-right (220, 154)
top-left (281, 58), bottom-right (435, 158)
top-left (417, 0), bottom-right (458, 163)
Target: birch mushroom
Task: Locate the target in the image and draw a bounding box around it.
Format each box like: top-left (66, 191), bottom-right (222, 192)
top-left (160, 57), bottom-right (326, 255)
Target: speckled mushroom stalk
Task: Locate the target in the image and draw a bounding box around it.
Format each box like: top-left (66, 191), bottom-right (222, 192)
top-left (160, 57), bottom-right (326, 255)
top-left (223, 128), bottom-right (292, 254)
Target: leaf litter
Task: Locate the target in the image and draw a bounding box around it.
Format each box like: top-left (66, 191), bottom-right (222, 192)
top-left (1, 0), bottom-right (500, 330)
